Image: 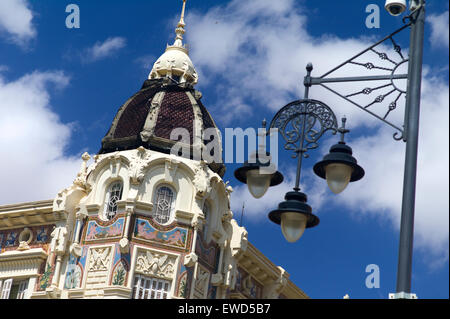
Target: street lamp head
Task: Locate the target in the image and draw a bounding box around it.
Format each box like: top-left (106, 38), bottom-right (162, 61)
top-left (268, 191), bottom-right (319, 243)
top-left (385, 0), bottom-right (407, 16)
top-left (245, 169), bottom-right (271, 199)
top-left (234, 152), bottom-right (284, 199)
top-left (313, 142), bottom-right (365, 194)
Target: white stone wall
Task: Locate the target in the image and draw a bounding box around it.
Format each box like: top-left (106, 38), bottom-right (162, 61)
top-left (0, 148), bottom-right (304, 299)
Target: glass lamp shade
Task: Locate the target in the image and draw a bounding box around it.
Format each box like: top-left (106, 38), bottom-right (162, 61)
top-left (281, 212), bottom-right (308, 243)
top-left (246, 169), bottom-right (271, 199)
top-left (325, 163), bottom-right (353, 194)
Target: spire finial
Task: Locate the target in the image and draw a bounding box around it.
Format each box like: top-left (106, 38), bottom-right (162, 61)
top-left (149, 0), bottom-right (198, 85)
top-left (173, 0), bottom-right (187, 47)
top-left (179, 0), bottom-right (187, 27)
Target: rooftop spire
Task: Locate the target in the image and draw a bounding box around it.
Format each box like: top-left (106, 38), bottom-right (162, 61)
top-left (173, 0), bottom-right (187, 47)
top-left (149, 0), bottom-right (198, 85)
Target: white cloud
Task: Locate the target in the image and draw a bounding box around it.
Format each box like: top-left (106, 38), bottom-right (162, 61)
top-left (188, 0), bottom-right (449, 265)
top-left (0, 71), bottom-right (81, 205)
top-left (0, 0), bottom-right (36, 45)
top-left (186, 0), bottom-right (406, 130)
top-left (429, 10), bottom-right (449, 49)
top-left (83, 37), bottom-right (127, 63)
top-left (335, 73), bottom-right (449, 266)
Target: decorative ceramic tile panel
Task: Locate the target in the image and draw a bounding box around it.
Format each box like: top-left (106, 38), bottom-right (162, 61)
top-left (132, 216), bottom-right (190, 251)
top-left (83, 216), bottom-right (125, 243)
top-left (0, 225), bottom-right (53, 252)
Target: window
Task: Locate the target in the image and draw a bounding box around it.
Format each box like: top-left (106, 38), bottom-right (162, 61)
top-left (153, 185), bottom-right (175, 224)
top-left (104, 181), bottom-right (123, 220)
top-left (0, 279), bottom-right (28, 299)
top-left (202, 201), bottom-right (210, 242)
top-left (132, 275), bottom-right (170, 299)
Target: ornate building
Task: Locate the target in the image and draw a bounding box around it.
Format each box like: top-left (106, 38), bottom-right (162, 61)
top-left (0, 2), bottom-right (307, 300)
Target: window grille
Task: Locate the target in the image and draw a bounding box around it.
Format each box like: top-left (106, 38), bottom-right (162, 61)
top-left (132, 275), bottom-right (170, 299)
top-left (0, 279), bottom-right (12, 299)
top-left (105, 181), bottom-right (123, 220)
top-left (0, 279), bottom-right (28, 299)
top-left (153, 186), bottom-right (175, 224)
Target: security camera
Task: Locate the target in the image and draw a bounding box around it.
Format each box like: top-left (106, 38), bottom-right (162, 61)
top-left (385, 0), bottom-right (407, 16)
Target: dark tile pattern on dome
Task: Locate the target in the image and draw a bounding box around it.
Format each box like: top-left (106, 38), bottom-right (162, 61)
top-left (153, 91), bottom-right (194, 144)
top-left (98, 80), bottom-right (226, 177)
top-left (113, 88), bottom-right (158, 139)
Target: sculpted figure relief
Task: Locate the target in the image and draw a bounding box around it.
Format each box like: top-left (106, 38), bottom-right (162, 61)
top-left (50, 226), bottom-right (68, 255)
top-left (88, 247), bottom-right (111, 271)
top-left (194, 266), bottom-right (210, 297)
top-left (136, 250), bottom-right (176, 279)
top-left (129, 147), bottom-right (152, 185)
top-left (193, 161), bottom-right (211, 197)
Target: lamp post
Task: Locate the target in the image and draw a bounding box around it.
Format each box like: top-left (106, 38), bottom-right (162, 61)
top-left (305, 0), bottom-right (425, 299)
top-left (235, 63), bottom-right (365, 243)
top-left (264, 94), bottom-right (365, 242)
top-left (234, 0), bottom-right (425, 299)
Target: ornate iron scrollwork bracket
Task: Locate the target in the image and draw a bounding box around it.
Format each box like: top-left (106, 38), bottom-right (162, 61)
top-left (269, 99), bottom-right (338, 159)
top-left (304, 21), bottom-right (413, 142)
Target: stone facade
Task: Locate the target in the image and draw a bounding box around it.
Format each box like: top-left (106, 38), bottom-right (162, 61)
top-left (0, 149), bottom-right (307, 299)
top-left (0, 2), bottom-right (308, 300)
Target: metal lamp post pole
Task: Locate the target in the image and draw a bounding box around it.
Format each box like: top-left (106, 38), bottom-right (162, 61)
top-left (293, 63), bottom-right (314, 192)
top-left (395, 0), bottom-right (425, 298)
top-left (298, 0), bottom-right (426, 298)
top-left (246, 0), bottom-right (425, 298)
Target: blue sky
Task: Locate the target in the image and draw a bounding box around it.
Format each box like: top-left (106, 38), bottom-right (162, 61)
top-left (0, 0), bottom-right (448, 299)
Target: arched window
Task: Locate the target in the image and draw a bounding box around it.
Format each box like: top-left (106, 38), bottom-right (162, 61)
top-left (104, 181), bottom-right (123, 220)
top-left (153, 185), bottom-right (175, 224)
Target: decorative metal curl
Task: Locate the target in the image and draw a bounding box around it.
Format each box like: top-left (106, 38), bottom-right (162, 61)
top-left (308, 22), bottom-right (411, 141)
top-left (269, 99), bottom-right (338, 158)
top-left (393, 131), bottom-right (405, 141)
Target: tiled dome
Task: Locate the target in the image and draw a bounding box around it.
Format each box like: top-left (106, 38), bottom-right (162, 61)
top-left (99, 1), bottom-right (225, 177)
top-left (99, 78), bottom-right (225, 177)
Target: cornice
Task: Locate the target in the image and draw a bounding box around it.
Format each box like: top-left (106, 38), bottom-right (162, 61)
top-left (238, 242), bottom-right (308, 299)
top-left (0, 200), bottom-right (59, 229)
top-left (0, 248), bottom-right (48, 279)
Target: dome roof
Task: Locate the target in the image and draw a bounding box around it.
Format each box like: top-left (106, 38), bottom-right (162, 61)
top-left (99, 79), bottom-right (225, 177)
top-left (99, 1), bottom-right (224, 176)
top-left (149, 46), bottom-right (198, 85)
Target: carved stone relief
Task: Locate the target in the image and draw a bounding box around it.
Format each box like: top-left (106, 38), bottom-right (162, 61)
top-left (164, 158), bottom-right (179, 183)
top-left (88, 247), bottom-right (112, 272)
top-left (109, 153), bottom-right (122, 178)
top-left (50, 226), bottom-right (68, 255)
top-left (262, 266), bottom-right (288, 299)
top-left (73, 152), bottom-right (91, 188)
top-left (193, 264), bottom-right (210, 299)
top-left (192, 161), bottom-right (211, 198)
top-left (129, 146), bottom-right (152, 185)
top-left (135, 250), bottom-right (177, 280)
